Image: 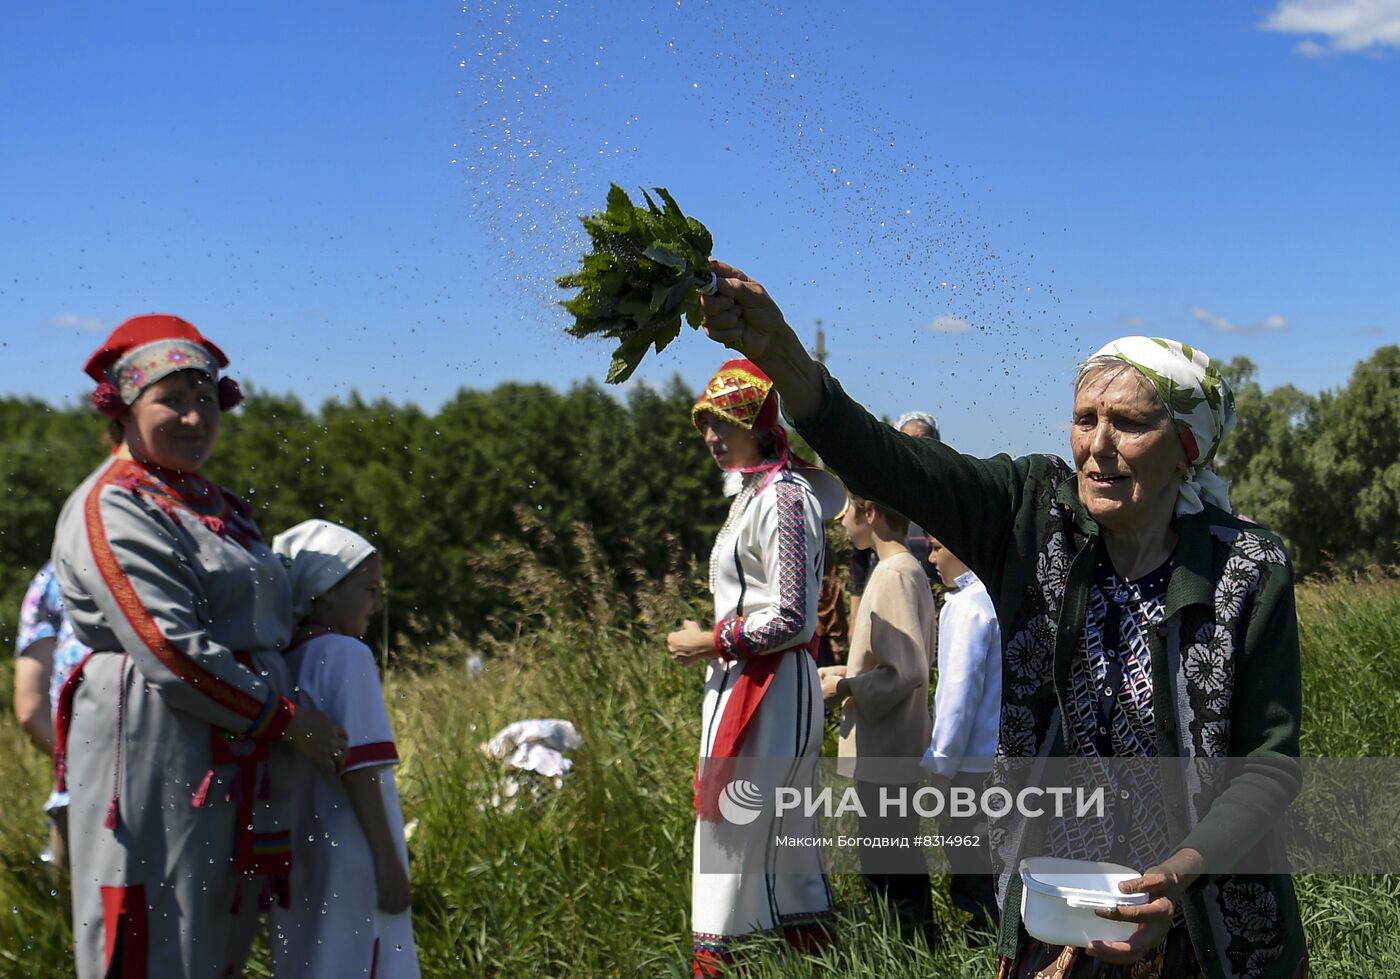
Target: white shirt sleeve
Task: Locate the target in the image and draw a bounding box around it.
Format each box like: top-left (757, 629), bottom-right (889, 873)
top-left (923, 588), bottom-right (999, 777)
top-left (715, 478), bottom-right (818, 658)
top-left (298, 635), bottom-right (398, 772)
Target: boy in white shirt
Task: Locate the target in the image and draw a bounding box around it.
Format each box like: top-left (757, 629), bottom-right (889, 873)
top-left (922, 536), bottom-right (1001, 937)
top-left (270, 519), bottom-right (421, 979)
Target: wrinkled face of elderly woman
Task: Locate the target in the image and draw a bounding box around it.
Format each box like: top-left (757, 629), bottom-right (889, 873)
top-left (1071, 365), bottom-right (1188, 533)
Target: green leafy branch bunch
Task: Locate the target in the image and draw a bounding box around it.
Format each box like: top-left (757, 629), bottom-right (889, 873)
top-left (557, 184), bottom-right (714, 383)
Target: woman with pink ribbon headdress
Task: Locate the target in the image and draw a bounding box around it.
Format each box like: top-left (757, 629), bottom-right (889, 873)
top-left (667, 358), bottom-right (846, 976)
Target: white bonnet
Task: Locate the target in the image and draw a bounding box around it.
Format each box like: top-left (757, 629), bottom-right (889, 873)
top-left (272, 518), bottom-right (377, 619)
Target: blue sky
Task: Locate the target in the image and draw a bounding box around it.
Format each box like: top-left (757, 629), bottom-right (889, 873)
top-left (2, 1), bottom-right (1397, 458)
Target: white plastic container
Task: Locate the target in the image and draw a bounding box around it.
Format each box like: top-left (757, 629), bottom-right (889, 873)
top-left (1019, 857), bottom-right (1150, 947)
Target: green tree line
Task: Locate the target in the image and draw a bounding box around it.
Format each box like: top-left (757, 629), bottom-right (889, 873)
top-left (2, 346), bottom-right (1396, 655)
top-left (0, 377), bottom-right (727, 654)
top-left (1215, 345), bottom-right (1400, 576)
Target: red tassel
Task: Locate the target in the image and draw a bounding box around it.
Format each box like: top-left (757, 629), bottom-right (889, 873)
top-left (106, 651), bottom-right (128, 833)
top-left (257, 879), bottom-right (274, 913)
top-left (218, 376), bottom-right (244, 411)
top-left (191, 769), bottom-right (215, 809)
top-left (257, 763), bottom-right (272, 802)
top-left (90, 381), bottom-right (126, 419)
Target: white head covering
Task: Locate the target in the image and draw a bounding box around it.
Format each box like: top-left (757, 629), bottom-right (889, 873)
top-left (894, 410), bottom-right (940, 439)
top-left (1082, 336), bottom-right (1237, 516)
top-left (272, 519), bottom-right (377, 619)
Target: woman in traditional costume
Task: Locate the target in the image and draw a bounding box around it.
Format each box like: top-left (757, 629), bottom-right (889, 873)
top-left (51, 315), bottom-right (346, 979)
top-left (667, 358), bottom-right (845, 977)
top-left (697, 264), bottom-right (1308, 979)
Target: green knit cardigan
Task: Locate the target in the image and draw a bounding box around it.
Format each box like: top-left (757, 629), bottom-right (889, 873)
top-left (791, 367), bottom-right (1306, 979)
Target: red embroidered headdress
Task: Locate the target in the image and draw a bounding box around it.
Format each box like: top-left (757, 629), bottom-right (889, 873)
top-left (83, 314), bottom-right (243, 417)
top-left (690, 358), bottom-right (779, 432)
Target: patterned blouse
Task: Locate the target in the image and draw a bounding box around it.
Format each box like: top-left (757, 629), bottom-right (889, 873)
top-left (16, 563), bottom-right (92, 811)
top-left (710, 469), bottom-right (814, 659)
top-left (16, 563), bottom-right (64, 656)
top-left (1048, 554), bottom-right (1175, 875)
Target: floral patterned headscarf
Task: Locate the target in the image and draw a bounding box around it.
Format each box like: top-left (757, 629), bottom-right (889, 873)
top-left (1082, 337), bottom-right (1237, 516)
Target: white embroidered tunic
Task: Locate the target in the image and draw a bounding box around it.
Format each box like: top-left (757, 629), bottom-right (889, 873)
top-left (691, 468), bottom-right (834, 957)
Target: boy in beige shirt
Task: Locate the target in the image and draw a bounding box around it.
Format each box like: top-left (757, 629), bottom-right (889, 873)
top-left (820, 493), bottom-right (936, 932)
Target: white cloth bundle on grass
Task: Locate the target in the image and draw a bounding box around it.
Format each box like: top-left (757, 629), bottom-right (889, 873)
top-left (485, 718), bottom-right (583, 776)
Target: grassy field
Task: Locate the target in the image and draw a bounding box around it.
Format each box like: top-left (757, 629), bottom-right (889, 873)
top-left (2, 554), bottom-right (1399, 977)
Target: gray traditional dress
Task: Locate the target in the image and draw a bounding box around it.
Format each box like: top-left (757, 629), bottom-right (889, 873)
top-left (52, 451), bottom-right (298, 979)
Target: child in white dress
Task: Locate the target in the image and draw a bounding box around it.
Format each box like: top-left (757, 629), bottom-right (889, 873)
top-left (270, 519), bottom-right (421, 979)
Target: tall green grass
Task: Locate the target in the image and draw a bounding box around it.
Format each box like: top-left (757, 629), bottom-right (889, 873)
top-left (3, 554), bottom-right (1399, 977)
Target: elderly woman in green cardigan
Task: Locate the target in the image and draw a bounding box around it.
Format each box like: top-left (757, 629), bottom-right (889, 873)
top-left (698, 261), bottom-right (1306, 979)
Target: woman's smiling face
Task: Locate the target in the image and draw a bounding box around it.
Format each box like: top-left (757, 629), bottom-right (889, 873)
top-left (1070, 365), bottom-right (1187, 534)
top-left (123, 370), bottom-right (221, 473)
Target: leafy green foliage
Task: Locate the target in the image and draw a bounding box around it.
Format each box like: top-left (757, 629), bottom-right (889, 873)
top-left (0, 397), bottom-right (111, 649)
top-left (557, 185), bottom-right (715, 383)
top-left (1217, 346), bottom-right (1400, 573)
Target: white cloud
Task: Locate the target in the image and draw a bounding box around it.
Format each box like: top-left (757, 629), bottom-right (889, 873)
top-left (49, 313), bottom-right (105, 331)
top-left (926, 314), bottom-right (971, 334)
top-left (1118, 314), bottom-right (1149, 329)
top-left (1187, 305), bottom-right (1290, 336)
top-left (1261, 0), bottom-right (1400, 56)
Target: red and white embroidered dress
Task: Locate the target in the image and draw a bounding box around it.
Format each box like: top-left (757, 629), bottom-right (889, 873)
top-left (691, 467), bottom-right (834, 973)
